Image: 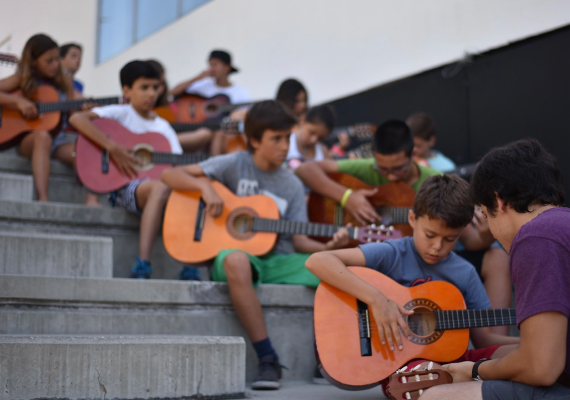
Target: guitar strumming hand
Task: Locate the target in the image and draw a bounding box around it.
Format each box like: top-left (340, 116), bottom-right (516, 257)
top-left (369, 290), bottom-right (414, 352)
top-left (345, 187), bottom-right (382, 225)
top-left (107, 141), bottom-right (141, 179)
top-left (16, 97), bottom-right (38, 119)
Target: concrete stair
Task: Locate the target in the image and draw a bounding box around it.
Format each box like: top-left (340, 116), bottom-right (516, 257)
top-left (0, 275), bottom-right (317, 383)
top-left (0, 230), bottom-right (112, 277)
top-left (0, 334), bottom-right (246, 400)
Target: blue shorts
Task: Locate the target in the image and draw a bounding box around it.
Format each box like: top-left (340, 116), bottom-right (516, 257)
top-left (108, 178), bottom-right (149, 216)
top-left (482, 380), bottom-right (570, 399)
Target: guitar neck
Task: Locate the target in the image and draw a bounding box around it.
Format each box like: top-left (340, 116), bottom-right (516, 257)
top-left (37, 97), bottom-right (121, 113)
top-left (151, 151), bottom-right (209, 165)
top-left (170, 119), bottom-right (243, 133)
top-left (252, 217), bottom-right (357, 239)
top-left (434, 308), bottom-right (517, 330)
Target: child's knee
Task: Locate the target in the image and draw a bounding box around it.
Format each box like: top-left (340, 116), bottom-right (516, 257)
top-left (150, 180), bottom-right (171, 199)
top-left (223, 252), bottom-right (252, 282)
top-left (34, 130), bottom-right (53, 146)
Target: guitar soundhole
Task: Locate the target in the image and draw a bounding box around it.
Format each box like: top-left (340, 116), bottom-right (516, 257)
top-left (205, 103), bottom-right (219, 113)
top-left (408, 307), bottom-right (437, 337)
top-left (404, 299), bottom-right (444, 345)
top-left (227, 207), bottom-right (257, 240)
top-left (132, 144), bottom-right (154, 171)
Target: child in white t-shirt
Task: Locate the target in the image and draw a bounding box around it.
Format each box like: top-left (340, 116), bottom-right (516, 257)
top-left (70, 60), bottom-right (183, 279)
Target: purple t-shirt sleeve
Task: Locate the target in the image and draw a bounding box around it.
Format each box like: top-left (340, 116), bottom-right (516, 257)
top-left (511, 236), bottom-right (570, 327)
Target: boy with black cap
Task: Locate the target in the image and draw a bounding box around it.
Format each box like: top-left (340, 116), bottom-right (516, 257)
top-left (170, 49), bottom-right (251, 104)
top-left (170, 49), bottom-right (252, 155)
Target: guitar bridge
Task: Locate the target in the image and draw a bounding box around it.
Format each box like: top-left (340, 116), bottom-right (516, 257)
top-left (101, 150), bottom-right (109, 174)
top-left (193, 198), bottom-right (206, 242)
top-left (357, 300), bottom-right (372, 356)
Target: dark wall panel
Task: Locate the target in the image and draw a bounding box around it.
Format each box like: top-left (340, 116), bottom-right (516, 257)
top-left (327, 25), bottom-right (570, 198)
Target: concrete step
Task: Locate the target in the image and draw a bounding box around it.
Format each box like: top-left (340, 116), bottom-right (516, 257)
top-left (247, 381), bottom-right (386, 399)
top-left (0, 200), bottom-right (199, 279)
top-left (0, 151), bottom-right (76, 178)
top-left (0, 334), bottom-right (245, 400)
top-left (0, 274), bottom-right (316, 382)
top-left (0, 168), bottom-right (106, 205)
top-left (0, 230), bottom-right (113, 278)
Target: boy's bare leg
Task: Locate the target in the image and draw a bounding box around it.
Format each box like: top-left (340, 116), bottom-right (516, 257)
top-left (178, 128), bottom-right (213, 153)
top-left (481, 248), bottom-right (512, 335)
top-left (135, 180), bottom-right (171, 260)
top-left (223, 251), bottom-right (268, 342)
top-left (53, 142), bottom-right (101, 207)
top-left (18, 130), bottom-right (52, 202)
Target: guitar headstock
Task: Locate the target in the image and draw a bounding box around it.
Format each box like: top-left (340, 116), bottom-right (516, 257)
top-left (348, 123), bottom-right (375, 139)
top-left (386, 369), bottom-right (452, 400)
top-left (221, 117), bottom-right (244, 135)
top-left (356, 224), bottom-right (402, 243)
top-left (0, 53), bottom-right (19, 66)
top-left (351, 142), bottom-right (374, 158)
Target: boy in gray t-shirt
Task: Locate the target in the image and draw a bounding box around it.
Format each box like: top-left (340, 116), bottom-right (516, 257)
top-left (161, 100), bottom-right (349, 390)
top-left (306, 175), bottom-right (519, 370)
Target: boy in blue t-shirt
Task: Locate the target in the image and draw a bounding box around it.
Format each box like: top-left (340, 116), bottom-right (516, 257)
top-left (306, 174), bottom-right (518, 356)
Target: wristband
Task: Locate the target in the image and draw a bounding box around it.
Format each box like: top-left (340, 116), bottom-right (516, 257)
top-left (472, 358), bottom-right (490, 381)
top-left (340, 189), bottom-right (353, 208)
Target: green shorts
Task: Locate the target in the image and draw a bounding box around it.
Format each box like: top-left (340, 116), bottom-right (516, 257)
top-left (211, 249), bottom-right (320, 288)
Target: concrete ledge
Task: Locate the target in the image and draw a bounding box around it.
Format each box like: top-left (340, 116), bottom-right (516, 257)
top-left (0, 153), bottom-right (76, 177)
top-left (0, 275), bottom-right (316, 382)
top-left (0, 172), bottom-right (33, 202)
top-left (0, 231), bottom-right (113, 278)
top-left (0, 334), bottom-right (245, 400)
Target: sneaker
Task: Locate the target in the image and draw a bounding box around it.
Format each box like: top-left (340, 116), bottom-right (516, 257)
top-left (131, 256), bottom-right (152, 279)
top-left (179, 266), bottom-right (201, 281)
top-left (312, 365), bottom-right (329, 385)
top-left (251, 354), bottom-right (284, 390)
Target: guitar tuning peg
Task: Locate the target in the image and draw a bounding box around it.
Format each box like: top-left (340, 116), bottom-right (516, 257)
top-left (396, 366), bottom-right (408, 374)
top-left (371, 223), bottom-right (376, 227)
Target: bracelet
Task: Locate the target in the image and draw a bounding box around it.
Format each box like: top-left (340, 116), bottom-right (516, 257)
top-left (472, 358), bottom-right (491, 381)
top-left (340, 188), bottom-right (353, 208)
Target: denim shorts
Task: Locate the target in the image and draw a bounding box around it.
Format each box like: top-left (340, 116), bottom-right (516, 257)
top-left (482, 380), bottom-right (570, 400)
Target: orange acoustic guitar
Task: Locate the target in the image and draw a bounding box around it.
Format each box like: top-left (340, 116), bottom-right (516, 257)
top-left (76, 119), bottom-right (212, 193)
top-left (163, 180), bottom-right (402, 263)
top-left (0, 85), bottom-right (120, 150)
top-left (171, 93), bottom-right (252, 123)
top-left (308, 173), bottom-right (415, 237)
top-left (314, 267), bottom-right (516, 390)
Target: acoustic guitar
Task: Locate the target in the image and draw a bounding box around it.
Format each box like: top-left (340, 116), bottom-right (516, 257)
top-left (163, 180), bottom-right (402, 263)
top-left (0, 85), bottom-right (120, 150)
top-left (314, 267), bottom-right (516, 389)
top-left (308, 173), bottom-right (415, 237)
top-left (75, 119), bottom-right (208, 193)
top-left (172, 93), bottom-right (252, 123)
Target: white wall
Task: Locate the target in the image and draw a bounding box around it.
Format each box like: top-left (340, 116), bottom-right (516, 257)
top-left (1, 0), bottom-right (569, 104)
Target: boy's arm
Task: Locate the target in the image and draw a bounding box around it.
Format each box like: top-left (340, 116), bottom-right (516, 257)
top-left (295, 160), bottom-right (380, 224)
top-left (161, 165), bottom-right (223, 217)
top-left (69, 111), bottom-right (139, 178)
top-left (445, 312), bottom-right (567, 386)
top-left (470, 326), bottom-right (520, 348)
top-left (0, 74), bottom-right (37, 119)
top-left (169, 71), bottom-right (210, 97)
top-left (306, 249), bottom-right (413, 351)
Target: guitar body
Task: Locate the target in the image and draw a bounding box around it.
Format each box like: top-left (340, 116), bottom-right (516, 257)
top-left (0, 85), bottom-right (61, 150)
top-left (314, 267), bottom-right (469, 389)
top-left (226, 133), bottom-right (248, 153)
top-left (172, 93), bottom-right (231, 123)
top-left (75, 119), bottom-right (172, 193)
top-left (153, 104), bottom-right (176, 122)
top-left (308, 173), bottom-right (415, 237)
top-left (163, 180), bottom-right (279, 263)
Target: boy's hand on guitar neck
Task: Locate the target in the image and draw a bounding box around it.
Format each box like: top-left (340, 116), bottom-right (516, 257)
top-left (323, 226), bottom-right (351, 250)
top-left (108, 142), bottom-right (140, 179)
top-left (370, 292), bottom-right (414, 351)
top-left (345, 188), bottom-right (382, 225)
top-left (16, 97), bottom-right (38, 119)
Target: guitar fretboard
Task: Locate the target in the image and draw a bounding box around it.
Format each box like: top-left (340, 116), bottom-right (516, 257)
top-left (378, 206), bottom-right (411, 225)
top-left (37, 97), bottom-right (120, 113)
top-left (171, 119), bottom-right (242, 133)
top-left (252, 217), bottom-right (356, 239)
top-left (150, 152), bottom-right (208, 165)
top-left (434, 308), bottom-right (516, 330)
